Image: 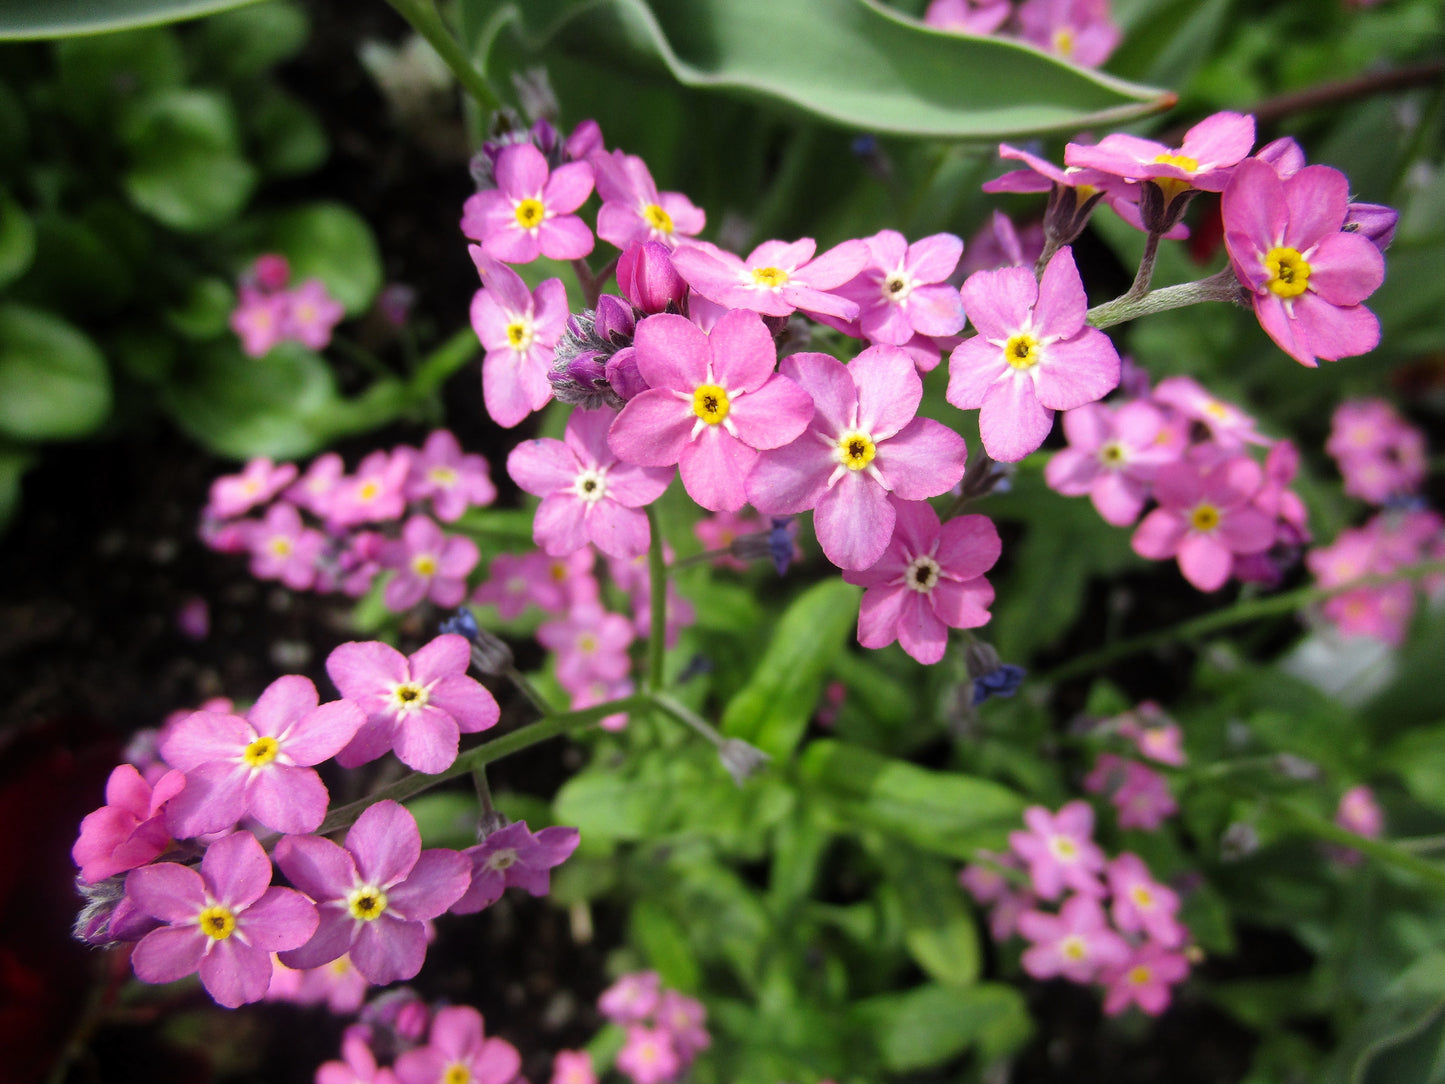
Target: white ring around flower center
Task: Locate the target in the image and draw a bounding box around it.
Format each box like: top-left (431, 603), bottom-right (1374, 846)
top-left (572, 468), bottom-right (608, 504)
top-left (904, 555), bottom-right (941, 593)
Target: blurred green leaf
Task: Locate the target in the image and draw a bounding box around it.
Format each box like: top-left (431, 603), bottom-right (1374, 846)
top-left (876, 846), bottom-right (981, 987)
top-left (0, 304), bottom-right (112, 441)
top-left (164, 277), bottom-right (236, 341)
top-left (487, 0), bottom-right (1173, 139)
top-left (405, 791), bottom-right (480, 850)
top-left (192, 1), bottom-right (308, 80)
top-left (248, 88), bottom-right (328, 177)
top-left (13, 213), bottom-right (134, 319)
top-left (121, 89), bottom-right (257, 231)
top-left (55, 26), bottom-right (184, 125)
top-left (0, 448), bottom-right (36, 534)
top-left (852, 982), bottom-right (1031, 1071)
top-left (260, 203), bottom-right (382, 315)
top-left (720, 578), bottom-right (859, 759)
top-left (0, 0), bottom-right (264, 39)
top-left (0, 189), bottom-right (35, 289)
top-left (632, 899), bottom-right (703, 993)
top-left (801, 740), bottom-right (1025, 859)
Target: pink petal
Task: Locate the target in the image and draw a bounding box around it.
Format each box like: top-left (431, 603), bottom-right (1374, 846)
top-left (248, 675), bottom-right (320, 740)
top-left (132, 925), bottom-right (205, 984)
top-left (1132, 509), bottom-right (1186, 560)
top-left (931, 575), bottom-right (995, 628)
top-left (495, 143), bottom-right (548, 198)
top-left (815, 475), bottom-right (895, 570)
top-left (533, 493), bottom-right (590, 556)
top-left (348, 800), bottom-right (421, 888)
top-left (875, 417), bottom-right (968, 500)
top-left (278, 905), bottom-right (354, 970)
top-left (961, 266), bottom-right (1037, 340)
top-left (1034, 329), bottom-right (1120, 411)
top-left (542, 159), bottom-right (595, 214)
top-left (726, 374), bottom-right (815, 450)
top-left (385, 849), bottom-right (472, 920)
top-left (393, 707), bottom-right (461, 774)
top-left (1033, 248), bottom-right (1087, 337)
top-left (164, 761), bottom-right (247, 838)
top-left (583, 500), bottom-right (653, 559)
top-left (745, 439), bottom-right (833, 515)
top-left (427, 674), bottom-right (500, 734)
top-left (508, 438), bottom-right (580, 497)
top-left (410, 634), bottom-right (470, 685)
top-left (1177, 533), bottom-right (1233, 591)
top-left (857, 584), bottom-right (909, 650)
top-left (780, 352), bottom-right (856, 436)
top-left (538, 216), bottom-right (595, 261)
top-left (1282, 164), bottom-right (1348, 248)
top-left (241, 886), bottom-right (320, 951)
top-left (895, 592), bottom-right (949, 664)
top-left (274, 834), bottom-right (356, 902)
top-left (851, 345), bottom-right (922, 440)
top-left (281, 699), bottom-right (366, 766)
top-left (160, 711), bottom-right (251, 771)
top-left (608, 390), bottom-right (696, 467)
top-left (1293, 293), bottom-right (1380, 362)
top-left (327, 640), bottom-right (408, 700)
top-left (632, 312), bottom-right (710, 391)
top-left (126, 862), bottom-right (206, 922)
top-left (707, 308), bottom-right (778, 392)
top-left (247, 764), bottom-right (328, 835)
top-left (1306, 233), bottom-right (1385, 307)
top-left (678, 428), bottom-right (757, 512)
top-left (979, 376), bottom-right (1054, 462)
top-left (201, 831), bottom-right (273, 909)
top-left (352, 915), bottom-right (427, 984)
top-left (937, 514), bottom-right (1002, 578)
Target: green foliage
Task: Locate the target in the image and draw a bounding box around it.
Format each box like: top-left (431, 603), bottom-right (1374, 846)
top-left (0, 304), bottom-right (111, 440)
top-left (0, 0), bottom-right (264, 40)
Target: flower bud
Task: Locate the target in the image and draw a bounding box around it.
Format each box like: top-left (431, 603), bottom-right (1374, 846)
top-left (1343, 201), bottom-right (1398, 251)
top-left (617, 241), bottom-right (686, 314)
top-left (604, 346), bottom-right (649, 403)
top-left (718, 738), bottom-right (770, 786)
top-left (593, 294), bottom-right (636, 343)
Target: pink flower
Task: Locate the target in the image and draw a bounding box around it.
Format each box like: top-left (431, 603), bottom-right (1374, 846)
top-left (231, 286), bottom-right (289, 358)
top-left (959, 850), bottom-right (1020, 907)
top-left (161, 676), bottom-right (365, 838)
top-left (283, 279), bottom-right (346, 351)
top-left (1106, 853), bottom-right (1185, 947)
top-left (1151, 376), bottom-right (1269, 450)
top-left (251, 253), bottom-right (291, 292)
top-left (509, 407), bottom-right (674, 559)
top-left (328, 634), bottom-right (500, 774)
top-left (470, 251), bottom-right (568, 428)
top-left (1008, 801), bottom-right (1106, 900)
top-left (1117, 709), bottom-right (1186, 766)
top-left (405, 430), bottom-right (498, 522)
top-left (616, 1025), bottom-right (681, 1084)
top-left (1101, 943), bottom-right (1190, 1015)
top-left (1335, 785), bottom-right (1385, 857)
top-left (607, 310), bottom-right (814, 512)
top-left (1112, 761), bottom-right (1178, 830)
top-left (208, 457), bottom-right (299, 519)
top-left (537, 604), bottom-right (635, 695)
top-left (947, 247), bottom-right (1121, 462)
top-left (924, 0), bottom-right (1011, 34)
top-left (287, 451), bottom-right (346, 519)
top-left (1326, 398), bottom-right (1426, 504)
top-left (1045, 400), bottom-right (1177, 526)
top-left (655, 990), bottom-right (710, 1061)
top-left (1016, 0), bottom-right (1121, 67)
top-left (317, 1028), bottom-right (399, 1084)
top-left (126, 831), bottom-right (318, 1008)
top-left (73, 764), bottom-right (186, 884)
top-left (473, 549), bottom-right (598, 618)
top-left (592, 150), bottom-right (705, 251)
top-left (960, 210), bottom-right (1045, 276)
top-left (461, 142), bottom-right (595, 263)
top-left (599, 971), bottom-right (662, 1024)
top-left (451, 821), bottom-right (581, 913)
top-left (275, 801), bottom-right (471, 985)
top-left (1308, 521), bottom-right (1417, 646)
top-left (1222, 158), bottom-right (1385, 366)
top-left (394, 1005), bottom-right (522, 1084)
top-left (551, 1051), bottom-right (596, 1084)
top-left (1131, 457), bottom-right (1275, 592)
top-left (379, 516), bottom-right (480, 612)
top-left (694, 509), bottom-right (766, 571)
top-left (1018, 893), bottom-right (1129, 983)
top-left (330, 450), bottom-right (411, 527)
top-left (1066, 111), bottom-right (1256, 195)
top-left (833, 230), bottom-right (967, 346)
top-left (669, 237), bottom-right (869, 321)
top-left (842, 498), bottom-right (1000, 664)
top-left (267, 953), bottom-right (372, 1014)
top-left (748, 346), bottom-right (968, 570)
top-left (245, 502), bottom-right (326, 590)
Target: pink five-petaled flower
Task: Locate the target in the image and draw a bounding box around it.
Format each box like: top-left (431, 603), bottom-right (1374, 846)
top-left (275, 800), bottom-right (471, 985)
top-left (328, 634), bottom-right (500, 775)
top-left (126, 830), bottom-right (318, 1008)
top-left (283, 279), bottom-right (346, 351)
top-left (405, 430), bottom-right (498, 522)
top-left (924, 0), bottom-right (1012, 34)
top-left (461, 142), bottom-right (595, 264)
top-left (161, 675), bottom-right (365, 838)
top-left (607, 309), bottom-right (814, 512)
top-left (748, 346), bottom-right (967, 570)
top-left (1106, 853), bottom-right (1186, 947)
top-left (1066, 111), bottom-right (1256, 197)
top-left (1101, 943), bottom-right (1190, 1016)
top-left (379, 516), bottom-right (480, 612)
top-left (208, 457), bottom-right (298, 519)
top-left (599, 971), bottom-right (663, 1024)
top-left (551, 1050), bottom-right (597, 1084)
top-left (1045, 400), bottom-right (1178, 527)
top-left (842, 497), bottom-right (1000, 664)
top-left (834, 230), bottom-right (967, 347)
top-left (1131, 456), bottom-right (1275, 592)
top-left (451, 820), bottom-right (582, 914)
top-left (317, 1028), bottom-right (399, 1084)
top-left (508, 407), bottom-right (674, 559)
top-left (1008, 801), bottom-right (1106, 900)
top-left (231, 286), bottom-right (290, 358)
top-left (669, 237), bottom-right (869, 321)
top-left (616, 1025), bottom-right (682, 1084)
top-left (470, 250), bottom-right (568, 428)
top-left (1017, 893), bottom-right (1129, 984)
top-left (592, 149), bottom-right (706, 251)
top-left (1222, 158), bottom-right (1386, 367)
top-left (394, 1005), bottom-right (523, 1084)
top-left (247, 502), bottom-right (326, 591)
top-left (1016, 0), bottom-right (1122, 68)
top-left (947, 247), bottom-right (1121, 462)
top-left (73, 763), bottom-right (186, 884)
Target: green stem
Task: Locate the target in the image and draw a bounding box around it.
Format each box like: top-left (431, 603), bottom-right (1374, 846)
top-left (404, 326), bottom-right (481, 402)
top-left (1127, 231), bottom-right (1163, 298)
top-left (646, 505), bottom-right (667, 692)
top-left (652, 692), bottom-right (726, 748)
top-left (1394, 834), bottom-right (1445, 854)
top-left (1264, 796), bottom-right (1445, 893)
top-left (314, 693), bottom-right (652, 836)
top-left (1086, 269), bottom-right (1245, 331)
top-left (1038, 558), bottom-right (1445, 686)
top-left (384, 0), bottom-right (501, 112)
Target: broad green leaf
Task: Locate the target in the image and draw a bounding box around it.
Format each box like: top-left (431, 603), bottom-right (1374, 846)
top-left (0, 0), bottom-right (263, 40)
top-left (801, 740), bottom-right (1025, 859)
top-left (632, 900), bottom-right (702, 993)
top-left (192, 1), bottom-right (308, 80)
top-left (121, 89), bottom-right (257, 232)
top-left (164, 277), bottom-right (236, 341)
top-left (405, 792), bottom-right (480, 850)
top-left (852, 983), bottom-right (1031, 1072)
top-left (486, 0), bottom-right (1174, 139)
top-left (259, 203), bottom-right (382, 315)
top-left (13, 213), bottom-right (134, 319)
top-left (877, 846), bottom-right (981, 987)
top-left (55, 26), bottom-right (184, 126)
top-left (248, 88), bottom-right (328, 177)
top-left (720, 578), bottom-right (860, 759)
top-left (0, 305), bottom-right (112, 441)
top-left (0, 189), bottom-right (35, 289)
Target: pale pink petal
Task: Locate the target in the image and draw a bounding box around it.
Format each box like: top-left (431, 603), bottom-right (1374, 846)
top-left (281, 699), bottom-right (366, 765)
top-left (385, 849), bottom-right (472, 920)
top-left (608, 390), bottom-right (696, 467)
top-left (348, 801), bottom-right (421, 888)
top-left (874, 417), bottom-right (968, 500)
top-left (327, 640), bottom-right (409, 700)
top-left (1132, 509), bottom-right (1186, 560)
top-left (133, 926), bottom-right (206, 984)
top-left (274, 834), bottom-right (355, 902)
top-left (678, 429), bottom-right (756, 512)
top-left (961, 266), bottom-right (1037, 340)
top-left (126, 862), bottom-right (206, 922)
top-left (427, 675), bottom-right (499, 734)
top-left (726, 375), bottom-right (815, 450)
top-left (815, 476), bottom-right (894, 570)
top-left (352, 915), bottom-right (426, 985)
top-left (247, 764), bottom-right (328, 835)
top-left (979, 376), bottom-right (1054, 462)
top-left (1177, 533), bottom-right (1233, 591)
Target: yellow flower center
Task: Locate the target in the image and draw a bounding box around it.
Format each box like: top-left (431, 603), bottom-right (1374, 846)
top-left (549, 561), bottom-right (568, 582)
top-left (1049, 835), bottom-right (1078, 861)
top-left (444, 1065), bottom-right (472, 1084)
top-left (751, 266), bottom-right (789, 289)
top-left (347, 885), bottom-right (388, 921)
top-left (1130, 885), bottom-right (1155, 909)
top-left (1153, 153), bottom-right (1199, 173)
top-left (506, 319), bottom-right (534, 351)
top-left (358, 481), bottom-right (380, 502)
top-left (643, 203), bottom-right (674, 234)
top-left (578, 633), bottom-right (599, 654)
top-left (197, 905), bottom-right (236, 940)
top-left (1052, 27), bottom-right (1074, 56)
top-left (693, 384), bottom-right (731, 425)
top-left (428, 466), bottom-right (458, 487)
top-left (1100, 442), bottom-right (1125, 466)
top-left (391, 682), bottom-right (429, 713)
top-left (1061, 936), bottom-right (1087, 961)
top-left (837, 431), bottom-right (876, 471)
top-left (412, 554), bottom-right (439, 576)
top-left (1004, 332), bottom-right (1040, 371)
top-left (269, 536), bottom-right (293, 557)
top-left (1128, 965), bottom-right (1153, 986)
top-left (243, 735), bottom-right (280, 767)
top-left (514, 198), bottom-right (545, 229)
top-left (1190, 503), bottom-right (1221, 532)
top-left (1264, 246), bottom-right (1311, 299)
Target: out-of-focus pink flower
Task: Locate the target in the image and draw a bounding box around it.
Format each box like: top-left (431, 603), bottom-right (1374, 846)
top-left (1018, 893), bottom-right (1129, 983)
top-left (592, 150), bottom-right (705, 251)
top-left (1101, 943), bottom-right (1190, 1016)
top-left (1009, 801), bottom-right (1106, 900)
top-left (379, 516), bottom-right (480, 612)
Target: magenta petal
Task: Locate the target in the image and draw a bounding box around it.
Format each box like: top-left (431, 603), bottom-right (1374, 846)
top-left (1033, 248), bottom-right (1087, 336)
top-left (1306, 233), bottom-right (1385, 306)
top-left (931, 576), bottom-right (995, 629)
top-left (609, 390), bottom-right (695, 467)
top-left (274, 834), bottom-right (355, 901)
top-left (937, 514), bottom-right (1003, 578)
top-left (1219, 507), bottom-right (1277, 554)
top-left (542, 160), bottom-right (596, 214)
top-left (633, 312), bottom-right (709, 391)
top-left (962, 266), bottom-right (1037, 340)
top-left (875, 417), bottom-right (968, 500)
top-left (1254, 294), bottom-right (1317, 366)
top-left (857, 584), bottom-right (908, 650)
top-left (895, 593), bottom-right (948, 664)
top-left (335, 716), bottom-right (396, 768)
top-left (707, 308), bottom-right (778, 391)
top-left (348, 800), bottom-right (421, 887)
top-left (282, 699), bottom-right (366, 765)
top-left (160, 711), bottom-right (251, 771)
top-left (249, 675), bottom-right (319, 738)
top-left (278, 905), bottom-right (354, 970)
top-left (428, 675), bottom-right (499, 734)
top-left (1132, 509), bottom-right (1186, 560)
top-left (815, 476), bottom-right (894, 570)
top-left (678, 429), bottom-right (756, 512)
top-left (727, 374), bottom-right (814, 450)
top-left (1177, 533), bottom-right (1233, 591)
top-left (385, 849), bottom-right (472, 920)
top-left (979, 376), bottom-right (1054, 462)
top-left (851, 345), bottom-right (921, 440)
top-left (164, 761), bottom-right (247, 838)
top-left (127, 862), bottom-right (206, 922)
top-left (242, 887), bottom-right (319, 951)
top-left (409, 634), bottom-right (470, 685)
top-left (508, 437), bottom-right (579, 497)
top-left (745, 439), bottom-right (832, 514)
top-left (247, 764), bottom-right (328, 835)
top-left (202, 831), bottom-right (272, 909)
top-left (327, 640), bottom-right (408, 700)
top-left (1293, 293), bottom-right (1379, 362)
top-left (582, 500), bottom-right (652, 559)
top-left (200, 938), bottom-right (274, 1007)
top-left (132, 925), bottom-right (205, 984)
top-left (352, 915), bottom-right (426, 984)
top-left (1282, 164), bottom-right (1349, 248)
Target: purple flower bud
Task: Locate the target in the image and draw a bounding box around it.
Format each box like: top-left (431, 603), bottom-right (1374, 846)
top-left (617, 241), bottom-right (687, 314)
top-left (530, 117), bottom-right (559, 159)
top-left (564, 119), bottom-right (604, 162)
top-left (1343, 201), bottom-right (1398, 251)
top-left (594, 294), bottom-right (636, 342)
top-left (378, 283), bottom-right (415, 329)
top-left (604, 346), bottom-right (649, 402)
top-left (73, 878), bottom-right (161, 947)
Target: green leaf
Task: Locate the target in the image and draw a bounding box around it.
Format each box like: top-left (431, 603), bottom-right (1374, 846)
top-left (248, 88), bottom-right (328, 177)
top-left (405, 792), bottom-right (480, 850)
top-left (486, 0), bottom-right (1173, 139)
top-left (720, 578), bottom-right (860, 759)
top-left (0, 448), bottom-right (36, 535)
top-left (0, 0), bottom-right (264, 40)
top-left (121, 89), bottom-right (257, 232)
top-left (0, 189), bottom-right (35, 289)
top-left (852, 983), bottom-right (1031, 1072)
top-left (54, 26), bottom-right (184, 126)
top-left (164, 277), bottom-right (236, 341)
top-left (876, 845), bottom-right (981, 987)
top-left (13, 213), bottom-right (134, 319)
top-left (260, 203), bottom-right (382, 315)
top-left (192, 1), bottom-right (308, 80)
top-left (0, 305), bottom-right (112, 441)
top-left (632, 900), bottom-right (703, 993)
top-left (801, 740), bottom-right (1025, 860)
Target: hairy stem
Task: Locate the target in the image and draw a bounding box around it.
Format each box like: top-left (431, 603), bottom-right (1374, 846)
top-left (384, 0), bottom-right (501, 113)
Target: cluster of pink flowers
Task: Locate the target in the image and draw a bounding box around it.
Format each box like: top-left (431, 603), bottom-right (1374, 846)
top-left (201, 432), bottom-right (495, 610)
top-left (71, 635), bottom-right (580, 1009)
top-left (1084, 704), bottom-right (1186, 830)
top-left (1046, 373), bottom-right (1308, 591)
top-left (961, 800), bottom-right (1192, 1016)
top-left (310, 1000), bottom-right (522, 1084)
top-left (568, 971), bottom-right (711, 1084)
top-left (924, 0), bottom-right (1122, 69)
top-left (230, 253), bottom-right (347, 358)
top-left (1326, 398), bottom-right (1427, 506)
